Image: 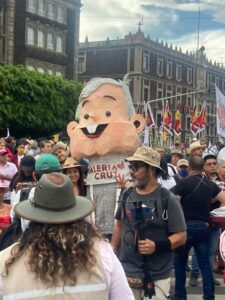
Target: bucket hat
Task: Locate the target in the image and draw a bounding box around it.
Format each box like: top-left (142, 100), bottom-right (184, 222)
top-left (126, 147), bottom-right (163, 171)
top-left (14, 173), bottom-right (95, 224)
top-left (62, 157), bottom-right (83, 170)
top-left (35, 154), bottom-right (60, 173)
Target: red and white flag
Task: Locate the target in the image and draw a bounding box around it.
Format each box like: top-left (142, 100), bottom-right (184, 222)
top-left (163, 101), bottom-right (173, 135)
top-left (136, 103), bottom-right (143, 115)
top-left (198, 101), bottom-right (206, 131)
top-left (190, 103), bottom-right (200, 135)
top-left (173, 103), bottom-right (181, 136)
top-left (145, 102), bottom-right (155, 128)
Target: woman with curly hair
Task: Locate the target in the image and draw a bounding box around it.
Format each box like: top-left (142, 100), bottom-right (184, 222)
top-left (0, 173), bottom-right (133, 300)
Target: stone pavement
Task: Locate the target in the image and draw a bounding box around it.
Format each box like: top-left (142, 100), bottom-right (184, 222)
top-left (170, 273), bottom-right (225, 299)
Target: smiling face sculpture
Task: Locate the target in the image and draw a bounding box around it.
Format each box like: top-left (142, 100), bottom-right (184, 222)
top-left (67, 77), bottom-right (145, 158)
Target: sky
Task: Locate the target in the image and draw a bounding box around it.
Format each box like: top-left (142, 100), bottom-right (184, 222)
top-left (80, 0), bottom-right (225, 65)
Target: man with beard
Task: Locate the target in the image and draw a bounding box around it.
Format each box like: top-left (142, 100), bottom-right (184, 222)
top-left (111, 147), bottom-right (186, 300)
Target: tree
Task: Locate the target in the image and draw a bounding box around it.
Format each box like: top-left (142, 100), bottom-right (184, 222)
top-left (0, 65), bottom-right (82, 138)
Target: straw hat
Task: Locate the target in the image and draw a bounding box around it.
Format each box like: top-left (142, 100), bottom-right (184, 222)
top-left (126, 147), bottom-right (163, 171)
top-left (62, 157), bottom-right (83, 170)
top-left (188, 141), bottom-right (202, 154)
top-left (51, 141), bottom-right (67, 154)
top-left (14, 173), bottom-right (95, 224)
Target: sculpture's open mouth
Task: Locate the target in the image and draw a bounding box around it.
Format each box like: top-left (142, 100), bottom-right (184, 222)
top-left (81, 124), bottom-right (108, 139)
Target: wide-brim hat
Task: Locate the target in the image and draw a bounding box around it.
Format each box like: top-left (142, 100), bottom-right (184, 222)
top-left (62, 157), bottom-right (83, 170)
top-left (14, 173), bottom-right (95, 224)
top-left (126, 147), bottom-right (164, 172)
top-left (51, 141), bottom-right (67, 154)
top-left (188, 141), bottom-right (202, 154)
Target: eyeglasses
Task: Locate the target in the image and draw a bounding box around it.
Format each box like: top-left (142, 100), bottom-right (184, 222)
top-left (128, 162), bottom-right (146, 172)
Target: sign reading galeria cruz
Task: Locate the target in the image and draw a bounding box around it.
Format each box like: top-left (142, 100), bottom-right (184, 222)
top-left (216, 86), bottom-right (225, 138)
top-left (86, 154), bottom-right (130, 185)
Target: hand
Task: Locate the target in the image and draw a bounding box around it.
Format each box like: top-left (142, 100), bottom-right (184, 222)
top-left (138, 239), bottom-right (156, 255)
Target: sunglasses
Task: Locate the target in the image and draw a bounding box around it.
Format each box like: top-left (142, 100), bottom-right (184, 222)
top-left (128, 162), bottom-right (147, 172)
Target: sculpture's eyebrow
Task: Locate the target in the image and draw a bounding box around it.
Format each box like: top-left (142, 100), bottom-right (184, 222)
top-left (81, 99), bottom-right (89, 107)
top-left (103, 95), bottom-right (116, 101)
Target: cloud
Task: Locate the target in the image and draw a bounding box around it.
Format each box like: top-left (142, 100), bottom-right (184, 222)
top-left (80, 0), bottom-right (225, 64)
top-left (170, 29), bottom-right (225, 63)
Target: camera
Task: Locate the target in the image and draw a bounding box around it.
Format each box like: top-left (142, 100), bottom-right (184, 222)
top-left (130, 204), bottom-right (154, 222)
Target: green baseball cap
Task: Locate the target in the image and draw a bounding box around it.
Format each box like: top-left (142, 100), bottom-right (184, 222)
top-left (35, 154), bottom-right (60, 173)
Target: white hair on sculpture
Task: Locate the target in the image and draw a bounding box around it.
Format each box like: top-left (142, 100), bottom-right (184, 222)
top-left (75, 74), bottom-right (135, 120)
top-left (217, 147), bottom-right (225, 166)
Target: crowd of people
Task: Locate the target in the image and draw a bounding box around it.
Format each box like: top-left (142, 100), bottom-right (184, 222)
top-left (0, 134), bottom-right (225, 299)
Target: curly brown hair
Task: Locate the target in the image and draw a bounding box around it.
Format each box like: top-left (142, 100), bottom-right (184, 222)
top-left (4, 220), bottom-right (102, 286)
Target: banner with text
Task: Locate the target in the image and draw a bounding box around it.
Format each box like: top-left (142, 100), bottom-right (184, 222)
top-left (86, 155), bottom-right (130, 185)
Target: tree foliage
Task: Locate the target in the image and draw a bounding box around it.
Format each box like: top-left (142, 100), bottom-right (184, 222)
top-left (0, 65), bottom-right (82, 138)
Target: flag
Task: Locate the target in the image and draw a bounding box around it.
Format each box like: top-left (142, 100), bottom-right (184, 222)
top-left (143, 126), bottom-right (149, 146)
top-left (136, 103), bottom-right (143, 115)
top-left (216, 85), bottom-right (225, 138)
top-left (173, 103), bottom-right (181, 136)
top-left (6, 128), bottom-right (10, 138)
top-left (162, 101), bottom-right (173, 136)
top-left (145, 102), bottom-right (155, 128)
top-left (190, 103), bottom-right (200, 135)
top-left (198, 101), bottom-right (206, 131)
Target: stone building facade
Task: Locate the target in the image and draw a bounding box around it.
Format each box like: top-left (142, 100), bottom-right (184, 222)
top-left (1, 0), bottom-right (81, 80)
top-left (78, 29), bottom-right (225, 144)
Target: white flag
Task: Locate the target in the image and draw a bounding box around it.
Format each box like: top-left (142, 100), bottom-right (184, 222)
top-left (6, 128), bottom-right (10, 138)
top-left (216, 86), bottom-right (225, 138)
top-left (143, 126), bottom-right (149, 146)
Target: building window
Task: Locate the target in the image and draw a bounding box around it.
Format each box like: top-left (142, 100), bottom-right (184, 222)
top-left (37, 67), bottom-right (45, 73)
top-left (47, 33), bottom-right (53, 50)
top-left (57, 6), bottom-right (64, 23)
top-left (56, 36), bottom-right (63, 52)
top-left (166, 60), bottom-right (172, 79)
top-left (27, 0), bottom-right (36, 13)
top-left (27, 27), bottom-right (35, 45)
top-left (176, 86), bottom-right (182, 101)
top-left (56, 71), bottom-right (63, 77)
top-left (207, 73), bottom-right (212, 87)
top-left (48, 3), bottom-right (55, 19)
top-left (143, 50), bottom-right (150, 73)
top-left (215, 76), bottom-right (220, 87)
top-left (78, 53), bottom-right (86, 73)
top-left (38, 0), bottom-right (45, 16)
top-left (47, 69), bottom-right (53, 75)
top-left (37, 30), bottom-right (44, 48)
top-left (176, 63), bottom-right (181, 81)
top-left (166, 84), bottom-right (172, 98)
top-left (187, 66), bottom-right (192, 83)
top-left (157, 55), bottom-right (163, 76)
top-left (143, 79), bottom-right (150, 101)
top-left (27, 65), bottom-right (35, 71)
top-left (157, 82), bottom-right (163, 99)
